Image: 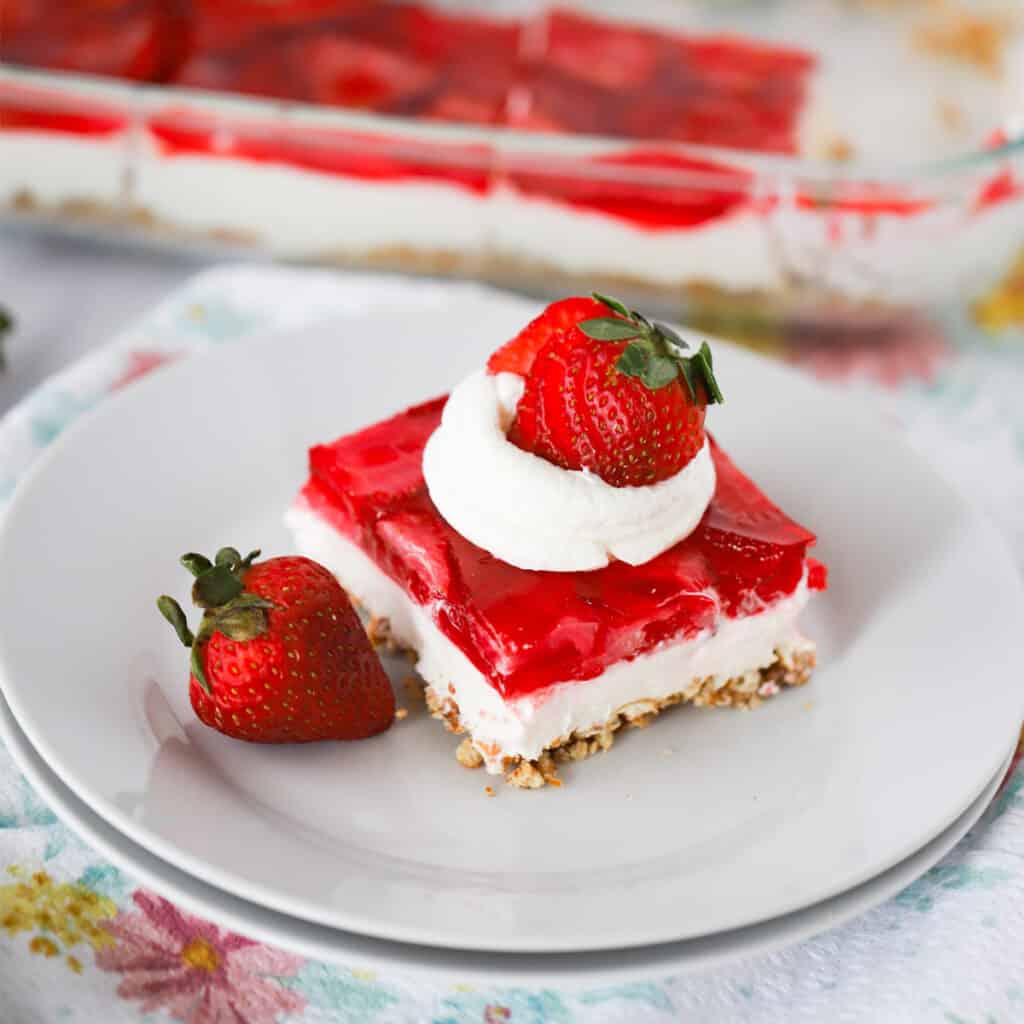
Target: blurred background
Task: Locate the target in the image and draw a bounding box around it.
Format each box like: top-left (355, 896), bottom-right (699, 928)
top-left (1, 0), bottom-right (1023, 399)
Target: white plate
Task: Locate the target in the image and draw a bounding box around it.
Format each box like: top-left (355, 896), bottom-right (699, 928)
top-left (0, 687), bottom-right (1012, 984)
top-left (0, 281), bottom-right (1022, 954)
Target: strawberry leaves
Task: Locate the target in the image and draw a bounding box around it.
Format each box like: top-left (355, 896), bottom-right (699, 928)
top-left (576, 317), bottom-right (644, 342)
top-left (192, 565), bottom-right (244, 608)
top-left (579, 292), bottom-right (724, 403)
top-left (640, 354), bottom-right (680, 390)
top-left (157, 546), bottom-right (274, 695)
top-left (592, 292), bottom-right (632, 319)
top-left (685, 342), bottom-right (723, 404)
top-left (157, 595), bottom-right (195, 647)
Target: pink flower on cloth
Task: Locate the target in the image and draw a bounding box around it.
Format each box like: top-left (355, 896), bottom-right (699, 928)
top-left (96, 891), bottom-right (305, 1024)
top-left (111, 350), bottom-right (178, 391)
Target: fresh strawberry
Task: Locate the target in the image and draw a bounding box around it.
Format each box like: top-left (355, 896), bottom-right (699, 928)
top-left (505, 293), bottom-right (723, 488)
top-left (487, 296), bottom-right (608, 376)
top-left (158, 547), bottom-right (394, 743)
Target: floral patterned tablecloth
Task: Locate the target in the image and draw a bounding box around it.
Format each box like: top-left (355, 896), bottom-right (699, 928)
top-left (2, 264), bottom-right (1024, 1024)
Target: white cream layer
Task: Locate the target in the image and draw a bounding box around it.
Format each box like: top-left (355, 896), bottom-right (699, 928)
top-left (488, 185), bottom-right (784, 291)
top-left (130, 130), bottom-right (789, 285)
top-left (0, 132), bottom-right (125, 208)
top-left (128, 137), bottom-right (1014, 303)
top-left (133, 140), bottom-right (488, 256)
top-left (287, 500), bottom-right (813, 771)
top-left (131, 142), bottom-right (777, 287)
top-left (422, 369), bottom-right (716, 571)
top-left (15, 125), bottom-right (1011, 307)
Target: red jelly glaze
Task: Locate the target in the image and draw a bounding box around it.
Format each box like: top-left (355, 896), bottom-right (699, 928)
top-left (301, 398), bottom-right (825, 700)
top-left (0, 0), bottom-right (183, 82)
top-left (0, 0), bottom-right (827, 232)
top-left (0, 104), bottom-right (126, 137)
top-left (152, 5), bottom-right (812, 228)
top-left (504, 149), bottom-right (755, 231)
top-left (146, 112), bottom-right (493, 194)
top-left (300, 4), bottom-right (522, 124)
top-left (516, 11), bottom-right (814, 154)
top-left (0, 85), bottom-right (127, 137)
top-left (175, 3), bottom-right (524, 124)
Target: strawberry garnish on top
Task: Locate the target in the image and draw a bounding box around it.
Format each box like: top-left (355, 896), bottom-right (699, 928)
top-left (500, 293), bottom-right (723, 488)
top-left (487, 296), bottom-right (609, 376)
top-left (158, 547), bottom-right (394, 743)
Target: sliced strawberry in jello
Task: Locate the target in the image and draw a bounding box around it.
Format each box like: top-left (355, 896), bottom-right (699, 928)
top-left (376, 507), bottom-right (458, 608)
top-left (519, 9), bottom-right (814, 153)
top-left (175, 46), bottom-right (302, 101)
top-left (297, 35), bottom-right (436, 112)
top-left (293, 4), bottom-right (521, 125)
top-left (308, 395), bottom-right (445, 538)
top-left (0, 0), bottom-right (172, 81)
top-left (372, 3), bottom-right (520, 68)
top-left (422, 90), bottom-right (504, 126)
top-left (301, 401), bottom-right (823, 699)
top-left (542, 9), bottom-right (665, 90)
top-left (187, 0), bottom-right (371, 52)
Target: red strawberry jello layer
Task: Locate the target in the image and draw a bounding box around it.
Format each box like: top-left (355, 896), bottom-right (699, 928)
top-left (286, 397), bottom-right (826, 781)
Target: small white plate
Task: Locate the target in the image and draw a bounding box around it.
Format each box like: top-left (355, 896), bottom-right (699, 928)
top-left (0, 281), bottom-right (1022, 954)
top-left (0, 688), bottom-right (1012, 984)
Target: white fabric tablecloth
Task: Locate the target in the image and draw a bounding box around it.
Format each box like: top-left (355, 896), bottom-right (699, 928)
top-left (1, 229), bottom-right (1024, 1024)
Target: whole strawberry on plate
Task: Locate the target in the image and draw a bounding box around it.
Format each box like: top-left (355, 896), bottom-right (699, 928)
top-left (158, 547), bottom-right (394, 742)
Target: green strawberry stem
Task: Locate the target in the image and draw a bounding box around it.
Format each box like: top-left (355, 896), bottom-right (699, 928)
top-left (157, 595), bottom-right (194, 647)
top-left (580, 292), bottom-right (724, 403)
top-left (157, 546), bottom-right (273, 695)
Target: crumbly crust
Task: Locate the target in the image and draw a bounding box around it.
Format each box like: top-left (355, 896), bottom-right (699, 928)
top-left (424, 647), bottom-right (816, 789)
top-left (356, 597), bottom-right (816, 790)
top-left (8, 191), bottom-right (124, 226)
top-left (0, 196), bottom-right (916, 324)
top-left (366, 613), bottom-right (398, 650)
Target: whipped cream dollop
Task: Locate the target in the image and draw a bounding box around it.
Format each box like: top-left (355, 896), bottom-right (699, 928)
top-left (422, 369), bottom-right (716, 572)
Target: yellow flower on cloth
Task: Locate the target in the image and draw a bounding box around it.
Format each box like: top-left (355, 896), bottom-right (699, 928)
top-left (973, 247), bottom-right (1024, 333)
top-left (0, 865), bottom-right (115, 971)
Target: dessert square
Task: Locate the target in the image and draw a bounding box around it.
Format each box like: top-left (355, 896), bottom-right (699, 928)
top-left (288, 395), bottom-right (825, 786)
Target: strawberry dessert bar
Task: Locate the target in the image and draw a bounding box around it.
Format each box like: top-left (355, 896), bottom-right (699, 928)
top-left (287, 296), bottom-right (826, 787)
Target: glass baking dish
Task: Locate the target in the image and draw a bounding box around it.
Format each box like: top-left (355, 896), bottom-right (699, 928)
top-left (2, 0), bottom-right (1022, 345)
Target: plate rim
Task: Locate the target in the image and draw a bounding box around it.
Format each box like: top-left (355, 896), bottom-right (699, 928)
top-left (1, 282), bottom-right (1023, 953)
top-left (0, 686), bottom-right (1013, 984)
